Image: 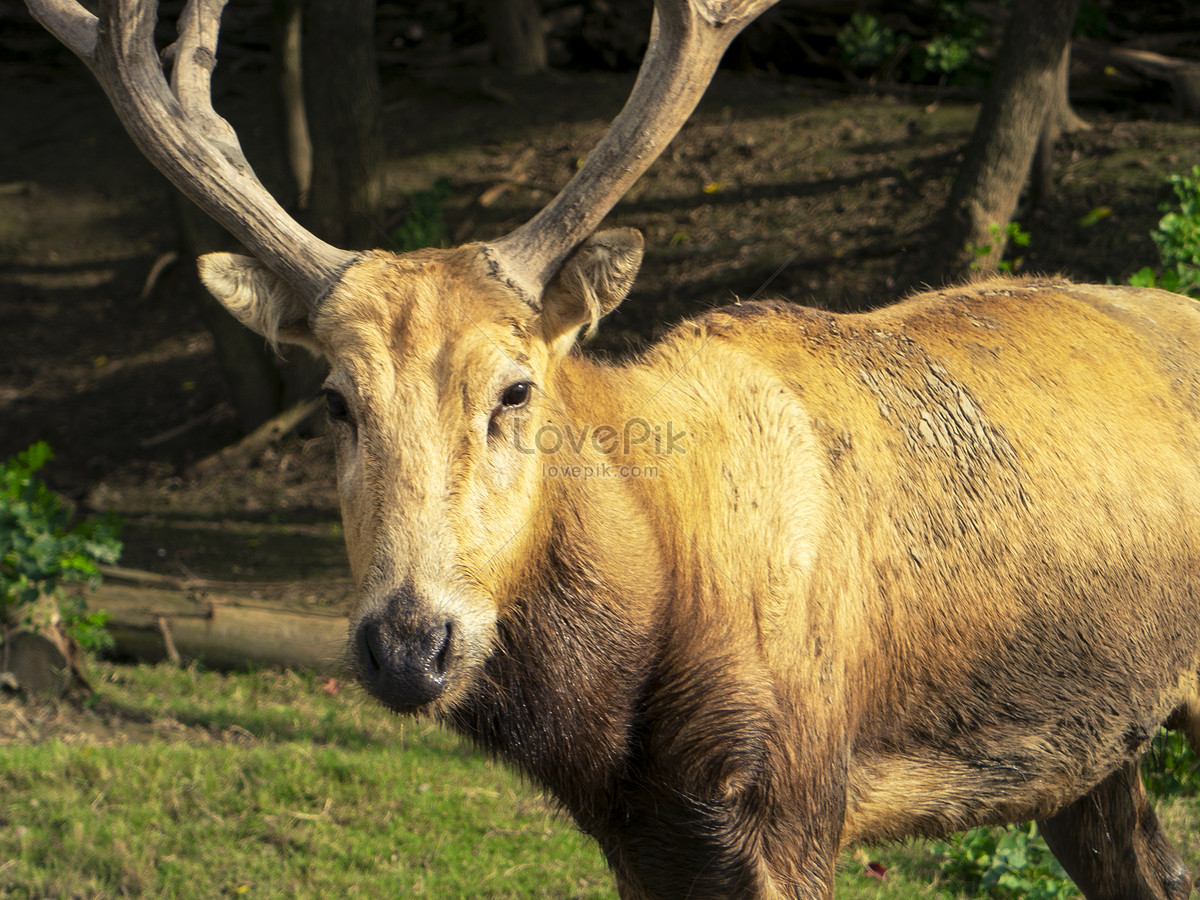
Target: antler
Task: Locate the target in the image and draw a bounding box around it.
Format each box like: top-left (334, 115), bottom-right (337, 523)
top-left (483, 0), bottom-right (780, 306)
top-left (27, 0), bottom-right (775, 307)
top-left (26, 0), bottom-right (357, 302)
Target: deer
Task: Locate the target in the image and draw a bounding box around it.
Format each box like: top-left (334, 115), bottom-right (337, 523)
top-left (26, 0), bottom-right (1200, 897)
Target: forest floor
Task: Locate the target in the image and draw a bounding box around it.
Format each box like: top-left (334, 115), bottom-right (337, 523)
top-left (4, 10), bottom-right (1200, 604)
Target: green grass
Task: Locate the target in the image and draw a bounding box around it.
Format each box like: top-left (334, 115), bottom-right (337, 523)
top-left (0, 741), bottom-right (612, 898)
top-left (0, 666), bottom-right (614, 899)
top-left (0, 664), bottom-right (1197, 898)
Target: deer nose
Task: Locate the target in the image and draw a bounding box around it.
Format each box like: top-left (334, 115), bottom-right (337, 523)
top-left (354, 605), bottom-right (453, 713)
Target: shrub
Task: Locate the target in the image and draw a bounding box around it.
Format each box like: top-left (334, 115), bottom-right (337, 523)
top-left (1143, 727), bottom-right (1200, 799)
top-left (1129, 165), bottom-right (1200, 299)
top-left (0, 441), bottom-right (121, 653)
top-left (836, 13), bottom-right (899, 73)
top-left (836, 1), bottom-right (988, 83)
top-left (968, 221), bottom-right (1031, 273)
top-left (390, 178), bottom-right (453, 252)
top-left (935, 823), bottom-right (1076, 899)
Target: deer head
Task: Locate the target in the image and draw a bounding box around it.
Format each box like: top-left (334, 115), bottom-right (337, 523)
top-left (27, 0), bottom-right (779, 712)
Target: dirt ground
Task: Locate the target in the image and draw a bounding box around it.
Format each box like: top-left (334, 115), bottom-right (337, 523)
top-left (3, 5), bottom-right (1200, 594)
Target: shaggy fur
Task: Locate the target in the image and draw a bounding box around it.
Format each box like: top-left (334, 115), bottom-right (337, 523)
top-left (203, 240), bottom-right (1200, 899)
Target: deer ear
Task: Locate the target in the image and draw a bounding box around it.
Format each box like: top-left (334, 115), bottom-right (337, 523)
top-left (540, 228), bottom-right (643, 349)
top-left (198, 253), bottom-right (320, 352)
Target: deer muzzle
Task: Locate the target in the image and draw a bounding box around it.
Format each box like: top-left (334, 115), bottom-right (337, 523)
top-left (352, 587), bottom-right (455, 713)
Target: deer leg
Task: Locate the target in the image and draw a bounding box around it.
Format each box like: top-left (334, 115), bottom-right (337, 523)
top-left (604, 813), bottom-right (835, 900)
top-left (1038, 761), bottom-right (1192, 900)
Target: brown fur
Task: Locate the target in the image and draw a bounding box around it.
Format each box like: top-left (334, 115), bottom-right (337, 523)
top-left (38, 0), bottom-right (1193, 891)
top-left (203, 245), bottom-right (1200, 899)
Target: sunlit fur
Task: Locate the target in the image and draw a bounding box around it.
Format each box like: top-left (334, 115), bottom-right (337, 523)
top-left (203, 241), bottom-right (1200, 899)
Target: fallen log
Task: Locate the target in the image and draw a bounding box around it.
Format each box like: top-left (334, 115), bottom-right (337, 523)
top-left (188, 397), bottom-right (322, 476)
top-left (1073, 37), bottom-right (1200, 115)
top-left (90, 571), bottom-right (353, 673)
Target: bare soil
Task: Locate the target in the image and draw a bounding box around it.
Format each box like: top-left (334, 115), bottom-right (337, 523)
top-left (4, 8), bottom-right (1200, 593)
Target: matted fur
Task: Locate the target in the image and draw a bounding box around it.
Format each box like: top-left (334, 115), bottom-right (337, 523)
top-left (204, 247), bottom-right (1200, 899)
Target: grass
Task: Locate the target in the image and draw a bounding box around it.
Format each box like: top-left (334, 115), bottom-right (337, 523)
top-left (0, 666), bottom-right (614, 899)
top-left (0, 663), bottom-right (1197, 898)
top-left (0, 740), bottom-right (611, 898)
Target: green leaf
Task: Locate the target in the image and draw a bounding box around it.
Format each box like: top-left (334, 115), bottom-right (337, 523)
top-left (15, 441), bottom-right (53, 477)
top-left (1078, 206), bottom-right (1112, 227)
top-left (0, 441), bottom-right (122, 652)
top-left (1128, 266), bottom-right (1159, 288)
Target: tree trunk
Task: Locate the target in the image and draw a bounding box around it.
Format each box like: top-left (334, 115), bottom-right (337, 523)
top-left (1, 630), bottom-right (72, 696)
top-left (171, 0), bottom-right (360, 438)
top-left (926, 0), bottom-right (1081, 284)
top-left (175, 194), bottom-right (285, 435)
top-left (273, 0), bottom-right (312, 209)
top-left (485, 0), bottom-right (547, 75)
top-left (161, 2), bottom-right (347, 439)
top-left (1031, 41), bottom-right (1090, 209)
top-left (303, 0), bottom-right (384, 249)
top-left (2, 597), bottom-right (91, 697)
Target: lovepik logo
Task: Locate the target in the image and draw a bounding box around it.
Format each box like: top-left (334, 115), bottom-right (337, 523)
top-left (515, 417), bottom-right (688, 457)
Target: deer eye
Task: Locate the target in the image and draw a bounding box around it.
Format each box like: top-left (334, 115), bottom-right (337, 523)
top-left (322, 388), bottom-right (351, 423)
top-left (499, 381), bottom-right (533, 409)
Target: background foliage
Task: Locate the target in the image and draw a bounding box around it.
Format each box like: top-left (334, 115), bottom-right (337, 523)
top-left (1, 442), bottom-right (120, 652)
